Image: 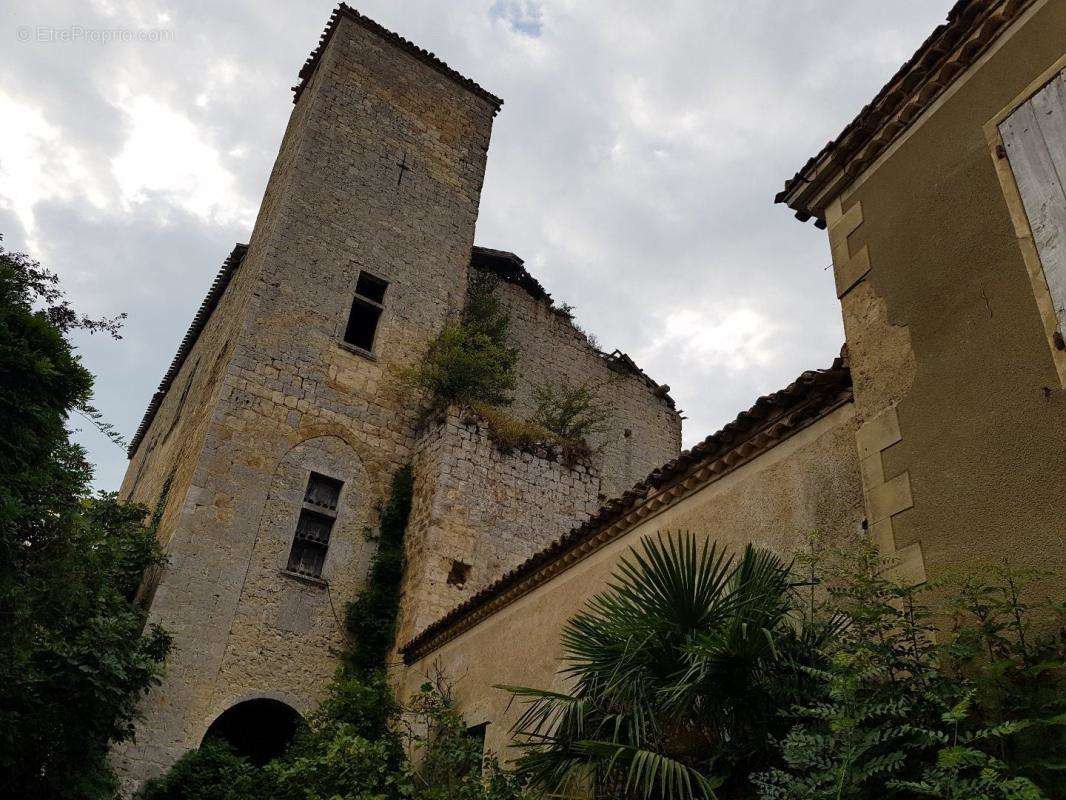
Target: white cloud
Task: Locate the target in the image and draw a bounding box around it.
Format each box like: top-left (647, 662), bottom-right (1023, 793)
top-left (0, 91), bottom-right (105, 251)
top-left (110, 92), bottom-right (255, 226)
top-left (640, 304), bottom-right (779, 373)
top-left (0, 0), bottom-right (955, 486)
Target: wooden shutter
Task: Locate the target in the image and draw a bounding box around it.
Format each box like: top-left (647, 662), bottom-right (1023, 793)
top-left (1000, 69), bottom-right (1066, 329)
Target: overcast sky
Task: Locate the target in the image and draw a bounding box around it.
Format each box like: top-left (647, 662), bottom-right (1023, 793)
top-left (1, 0), bottom-right (952, 491)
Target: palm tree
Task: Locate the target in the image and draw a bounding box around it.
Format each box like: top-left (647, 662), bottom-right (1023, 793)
top-left (499, 532), bottom-right (823, 800)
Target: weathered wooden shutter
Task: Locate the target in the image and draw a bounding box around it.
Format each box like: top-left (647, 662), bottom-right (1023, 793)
top-left (1000, 69), bottom-right (1066, 329)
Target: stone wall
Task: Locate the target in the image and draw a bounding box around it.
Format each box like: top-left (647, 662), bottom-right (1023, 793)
top-left (398, 403), bottom-right (863, 755)
top-left (488, 276), bottom-right (682, 499)
top-left (113, 12), bottom-right (499, 790)
top-left (397, 407), bottom-right (603, 647)
top-left (113, 9), bottom-right (684, 792)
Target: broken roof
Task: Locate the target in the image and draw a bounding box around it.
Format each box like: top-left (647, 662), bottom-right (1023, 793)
top-left (470, 246), bottom-right (676, 408)
top-left (293, 4), bottom-right (503, 111)
top-left (777, 0), bottom-right (1034, 225)
top-left (399, 354), bottom-right (853, 664)
top-left (470, 246), bottom-right (552, 303)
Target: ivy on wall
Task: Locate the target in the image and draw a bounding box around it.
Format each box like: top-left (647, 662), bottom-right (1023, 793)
top-left (344, 464), bottom-right (415, 674)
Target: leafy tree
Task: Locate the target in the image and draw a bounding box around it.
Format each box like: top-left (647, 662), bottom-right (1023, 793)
top-left (407, 272), bottom-right (518, 407)
top-left (0, 240), bottom-right (171, 798)
top-left (753, 538), bottom-right (1062, 800)
top-left (501, 532), bottom-right (821, 799)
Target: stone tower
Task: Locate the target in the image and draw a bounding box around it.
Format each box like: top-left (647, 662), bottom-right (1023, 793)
top-left (113, 5), bottom-right (680, 790)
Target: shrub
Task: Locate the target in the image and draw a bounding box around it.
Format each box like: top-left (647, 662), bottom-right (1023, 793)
top-left (408, 272), bottom-right (518, 407)
top-left (528, 378), bottom-right (612, 443)
top-left (136, 740), bottom-right (270, 800)
top-left (752, 537), bottom-right (1063, 800)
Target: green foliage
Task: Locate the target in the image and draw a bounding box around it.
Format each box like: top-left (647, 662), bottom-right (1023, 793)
top-left (407, 272), bottom-right (518, 407)
top-left (0, 240), bottom-right (171, 799)
top-left (469, 402), bottom-right (593, 466)
top-left (266, 671), bottom-right (410, 800)
top-left (501, 532), bottom-right (819, 799)
top-left (143, 673), bottom-right (530, 800)
top-left (528, 377), bottom-right (612, 443)
top-left (753, 537), bottom-right (1063, 800)
top-left (345, 465), bottom-right (414, 675)
top-left (408, 679), bottom-right (534, 800)
top-left (136, 740), bottom-right (272, 800)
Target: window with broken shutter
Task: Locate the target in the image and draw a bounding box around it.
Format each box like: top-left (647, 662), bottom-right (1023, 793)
top-left (1000, 68), bottom-right (1066, 336)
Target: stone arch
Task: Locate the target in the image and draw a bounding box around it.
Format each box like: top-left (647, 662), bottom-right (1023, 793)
top-left (202, 694), bottom-right (305, 765)
top-left (209, 435), bottom-right (377, 716)
top-left (261, 434), bottom-right (373, 581)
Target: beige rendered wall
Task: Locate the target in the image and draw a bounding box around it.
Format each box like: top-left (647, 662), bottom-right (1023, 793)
top-left (399, 403), bottom-right (863, 756)
top-left (822, 0), bottom-right (1066, 589)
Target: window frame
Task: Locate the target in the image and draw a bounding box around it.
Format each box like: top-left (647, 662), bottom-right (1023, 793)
top-left (984, 53), bottom-right (1066, 388)
top-left (340, 270), bottom-right (390, 358)
top-left (284, 472), bottom-right (345, 582)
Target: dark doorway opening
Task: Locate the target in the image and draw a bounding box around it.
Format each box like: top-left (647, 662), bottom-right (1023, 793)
top-left (203, 698), bottom-right (304, 765)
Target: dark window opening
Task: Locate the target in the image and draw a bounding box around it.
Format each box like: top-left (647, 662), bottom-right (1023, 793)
top-left (286, 473), bottom-right (344, 579)
top-left (356, 271), bottom-right (388, 304)
top-left (344, 298), bottom-right (382, 351)
top-left (447, 560), bottom-right (471, 588)
top-left (343, 271), bottom-right (388, 352)
top-left (460, 722), bottom-right (488, 777)
top-left (203, 698), bottom-right (304, 766)
top-left (466, 722), bottom-right (487, 751)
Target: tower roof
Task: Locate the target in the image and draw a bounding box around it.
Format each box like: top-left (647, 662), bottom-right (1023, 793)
top-left (293, 4), bottom-right (504, 111)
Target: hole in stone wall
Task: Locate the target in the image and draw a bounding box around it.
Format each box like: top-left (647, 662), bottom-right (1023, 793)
top-left (447, 560), bottom-right (471, 588)
top-left (203, 698), bottom-right (304, 765)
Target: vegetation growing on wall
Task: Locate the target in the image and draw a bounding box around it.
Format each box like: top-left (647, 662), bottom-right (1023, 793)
top-left (529, 378), bottom-right (612, 443)
top-left (345, 464), bottom-right (415, 675)
top-left (503, 532), bottom-right (1065, 800)
top-left (465, 403), bottom-right (594, 467)
top-left (407, 271), bottom-right (518, 408)
top-left (0, 240), bottom-right (172, 799)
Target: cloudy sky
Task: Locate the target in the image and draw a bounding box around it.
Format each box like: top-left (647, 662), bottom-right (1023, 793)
top-left (1, 0), bottom-right (952, 490)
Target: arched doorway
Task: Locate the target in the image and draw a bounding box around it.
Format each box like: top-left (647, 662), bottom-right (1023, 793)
top-left (202, 698), bottom-right (304, 765)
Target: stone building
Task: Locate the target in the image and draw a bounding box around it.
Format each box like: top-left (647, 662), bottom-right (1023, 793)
top-left (116, 0), bottom-right (1066, 789)
top-left (397, 0), bottom-right (1065, 761)
top-left (112, 4), bottom-right (679, 789)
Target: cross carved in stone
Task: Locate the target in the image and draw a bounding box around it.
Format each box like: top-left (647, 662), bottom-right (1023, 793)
top-left (396, 152), bottom-right (411, 186)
